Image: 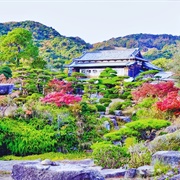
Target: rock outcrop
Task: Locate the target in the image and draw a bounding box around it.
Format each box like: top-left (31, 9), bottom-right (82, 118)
top-left (12, 161), bottom-right (105, 180)
top-left (152, 151), bottom-right (180, 166)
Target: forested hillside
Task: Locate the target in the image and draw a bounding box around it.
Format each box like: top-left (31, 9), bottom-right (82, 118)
top-left (93, 34), bottom-right (180, 60)
top-left (0, 21), bottom-right (92, 65)
top-left (0, 20), bottom-right (180, 64)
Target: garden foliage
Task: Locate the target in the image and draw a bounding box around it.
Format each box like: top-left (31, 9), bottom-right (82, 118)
top-left (104, 119), bottom-right (170, 142)
top-left (91, 141), bottom-right (130, 168)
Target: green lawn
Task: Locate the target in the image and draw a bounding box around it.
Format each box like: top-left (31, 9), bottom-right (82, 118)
top-left (0, 152), bottom-right (92, 161)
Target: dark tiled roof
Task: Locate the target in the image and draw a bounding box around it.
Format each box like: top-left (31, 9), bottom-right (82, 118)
top-left (74, 48), bottom-right (143, 61)
top-left (143, 62), bottom-right (162, 71)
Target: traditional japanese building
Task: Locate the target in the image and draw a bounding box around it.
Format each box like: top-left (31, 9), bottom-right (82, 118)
top-left (68, 48), bottom-right (161, 78)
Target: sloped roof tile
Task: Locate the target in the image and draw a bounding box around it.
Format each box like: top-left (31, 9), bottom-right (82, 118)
top-left (74, 48), bottom-right (141, 61)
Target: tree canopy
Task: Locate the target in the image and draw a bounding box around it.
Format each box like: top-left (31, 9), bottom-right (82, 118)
top-left (0, 28), bottom-right (39, 66)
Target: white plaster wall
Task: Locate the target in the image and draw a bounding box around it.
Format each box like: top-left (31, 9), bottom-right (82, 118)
top-left (80, 67), bottom-right (127, 78)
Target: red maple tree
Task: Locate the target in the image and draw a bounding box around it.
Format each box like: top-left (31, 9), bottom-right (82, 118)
top-left (46, 79), bottom-right (73, 94)
top-left (41, 79), bottom-right (81, 107)
top-left (132, 81), bottom-right (179, 102)
top-left (156, 91), bottom-right (180, 115)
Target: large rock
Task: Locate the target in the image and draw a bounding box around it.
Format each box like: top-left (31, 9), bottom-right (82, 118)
top-left (152, 151), bottom-right (180, 166)
top-left (12, 161), bottom-right (105, 180)
top-left (101, 168), bottom-right (126, 178)
top-left (137, 165), bottom-right (154, 178)
top-left (170, 174), bottom-right (180, 180)
top-left (124, 168), bottom-right (137, 178)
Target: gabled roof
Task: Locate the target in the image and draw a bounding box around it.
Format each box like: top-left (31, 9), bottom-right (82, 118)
top-left (143, 62), bottom-right (162, 71)
top-left (154, 71), bottom-right (174, 79)
top-left (74, 48), bottom-right (147, 61)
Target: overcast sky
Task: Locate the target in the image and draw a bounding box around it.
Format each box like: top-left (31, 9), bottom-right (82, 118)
top-left (0, 0), bottom-right (180, 44)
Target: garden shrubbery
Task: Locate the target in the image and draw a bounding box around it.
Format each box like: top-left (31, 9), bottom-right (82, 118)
top-left (128, 142), bottom-right (151, 168)
top-left (149, 129), bottom-right (180, 153)
top-left (109, 101), bottom-right (123, 114)
top-left (91, 141), bottom-right (130, 168)
top-left (104, 119), bottom-right (170, 142)
top-left (0, 118), bottom-right (56, 156)
top-left (96, 104), bottom-right (106, 112)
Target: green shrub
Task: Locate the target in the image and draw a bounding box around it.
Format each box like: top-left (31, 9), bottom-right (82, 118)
top-left (123, 81), bottom-right (143, 88)
top-left (96, 104), bottom-right (106, 112)
top-left (0, 66), bottom-right (12, 79)
top-left (0, 118), bottom-right (56, 156)
top-left (121, 100), bottom-right (132, 109)
top-left (108, 94), bottom-right (119, 99)
top-left (137, 97), bottom-right (158, 109)
top-left (71, 72), bottom-right (86, 78)
top-left (91, 142), bottom-right (130, 168)
top-left (104, 119), bottom-right (170, 142)
top-left (124, 137), bottom-right (137, 149)
top-left (99, 98), bottom-right (112, 104)
top-left (128, 142), bottom-right (151, 168)
top-left (89, 104), bottom-right (98, 112)
top-left (109, 101), bottom-right (123, 114)
top-left (149, 129), bottom-right (180, 153)
top-left (153, 161), bottom-right (171, 176)
top-left (103, 94), bottom-right (109, 98)
top-left (119, 91), bottom-right (131, 99)
top-left (64, 77), bottom-right (77, 82)
top-left (104, 102), bottom-right (111, 107)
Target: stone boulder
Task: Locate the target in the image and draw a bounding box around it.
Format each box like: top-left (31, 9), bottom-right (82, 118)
top-left (12, 161), bottom-right (105, 180)
top-left (137, 165), bottom-right (154, 178)
top-left (124, 168), bottom-right (137, 178)
top-left (169, 174), bottom-right (180, 180)
top-left (152, 151), bottom-right (180, 166)
top-left (101, 168), bottom-right (126, 178)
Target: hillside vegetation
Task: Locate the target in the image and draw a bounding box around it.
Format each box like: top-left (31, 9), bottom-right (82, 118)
top-left (0, 21), bottom-right (180, 64)
top-left (0, 21), bottom-right (92, 65)
top-left (93, 33), bottom-right (180, 60)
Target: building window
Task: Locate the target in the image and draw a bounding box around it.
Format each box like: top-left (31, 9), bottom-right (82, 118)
top-left (81, 70), bottom-right (85, 73)
top-left (86, 70), bottom-right (91, 73)
top-left (93, 70), bottom-right (97, 73)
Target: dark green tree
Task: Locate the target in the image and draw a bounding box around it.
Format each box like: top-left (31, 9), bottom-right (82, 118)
top-left (0, 28), bottom-right (38, 66)
top-left (0, 66), bottom-right (12, 79)
top-left (99, 67), bottom-right (117, 78)
top-left (53, 58), bottom-right (65, 72)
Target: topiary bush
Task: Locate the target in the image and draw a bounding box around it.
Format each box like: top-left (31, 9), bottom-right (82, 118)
top-left (104, 119), bottom-right (170, 142)
top-left (119, 91), bottom-right (131, 99)
top-left (91, 141), bottom-right (130, 168)
top-left (103, 102), bottom-right (111, 107)
top-left (96, 104), bottom-right (106, 112)
top-left (121, 100), bottom-right (132, 109)
top-left (99, 98), bottom-right (112, 104)
top-left (108, 94), bottom-right (119, 99)
top-left (0, 66), bottom-right (12, 79)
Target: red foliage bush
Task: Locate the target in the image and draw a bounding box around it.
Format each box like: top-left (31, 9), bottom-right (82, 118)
top-left (46, 79), bottom-right (73, 94)
top-left (132, 81), bottom-right (179, 102)
top-left (132, 81), bottom-right (180, 115)
top-left (41, 91), bottom-right (81, 107)
top-left (156, 91), bottom-right (180, 115)
top-left (41, 79), bottom-right (81, 107)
